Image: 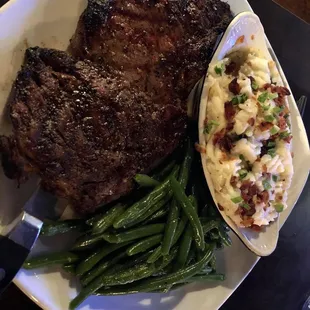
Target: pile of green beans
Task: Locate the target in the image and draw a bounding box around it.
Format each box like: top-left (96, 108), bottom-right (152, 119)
top-left (23, 140), bottom-right (231, 310)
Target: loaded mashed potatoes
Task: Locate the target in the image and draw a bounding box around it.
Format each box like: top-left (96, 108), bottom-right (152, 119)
top-left (204, 47), bottom-right (293, 229)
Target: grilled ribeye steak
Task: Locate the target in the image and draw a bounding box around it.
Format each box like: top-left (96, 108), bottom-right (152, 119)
top-left (70, 0), bottom-right (232, 101)
top-left (0, 0), bottom-right (231, 213)
top-left (0, 47), bottom-right (186, 213)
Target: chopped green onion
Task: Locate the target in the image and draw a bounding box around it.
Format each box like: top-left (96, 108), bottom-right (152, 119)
top-left (204, 120), bottom-right (219, 134)
top-left (267, 148), bottom-right (276, 158)
top-left (270, 126), bottom-right (280, 135)
top-left (239, 154), bottom-right (245, 161)
top-left (273, 106), bottom-right (284, 114)
top-left (240, 203), bottom-right (251, 210)
top-left (238, 169), bottom-right (248, 179)
top-left (267, 141), bottom-right (276, 148)
top-left (240, 93), bottom-right (248, 103)
top-left (232, 93), bottom-right (248, 105)
top-left (251, 80), bottom-right (259, 91)
top-left (268, 92), bottom-right (278, 100)
top-left (261, 104), bottom-right (270, 111)
top-left (215, 63), bottom-right (224, 75)
top-left (231, 196), bottom-right (243, 204)
top-left (232, 96), bottom-right (239, 105)
top-left (274, 203), bottom-right (284, 213)
top-left (264, 115), bottom-right (275, 122)
top-left (258, 91), bottom-right (269, 103)
top-left (262, 180), bottom-right (272, 191)
top-left (272, 175), bottom-right (278, 182)
top-left (279, 131), bottom-right (290, 139)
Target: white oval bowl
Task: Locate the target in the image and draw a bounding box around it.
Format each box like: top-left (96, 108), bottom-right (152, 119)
top-left (198, 12), bottom-right (308, 257)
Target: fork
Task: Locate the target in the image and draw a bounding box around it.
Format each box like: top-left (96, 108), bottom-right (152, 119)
top-left (297, 95), bottom-right (307, 118)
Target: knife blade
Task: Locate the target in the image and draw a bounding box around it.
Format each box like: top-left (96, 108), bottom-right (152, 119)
top-left (0, 187), bottom-right (58, 294)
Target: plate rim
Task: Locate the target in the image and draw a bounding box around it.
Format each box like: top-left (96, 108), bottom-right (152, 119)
top-left (1, 0), bottom-right (306, 309)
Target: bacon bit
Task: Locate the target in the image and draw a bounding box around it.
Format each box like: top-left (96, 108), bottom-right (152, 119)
top-left (218, 204), bottom-right (224, 211)
top-left (218, 135), bottom-right (234, 153)
top-left (230, 176), bottom-right (238, 187)
top-left (225, 61), bottom-right (237, 75)
top-left (241, 218), bottom-right (254, 227)
top-left (195, 143), bottom-right (206, 154)
top-left (259, 122), bottom-right (273, 132)
top-left (251, 34), bottom-right (255, 40)
top-left (262, 83), bottom-right (272, 90)
top-left (203, 118), bottom-right (209, 127)
top-left (248, 184), bottom-right (259, 196)
top-left (225, 101), bottom-right (236, 123)
top-left (235, 207), bottom-right (243, 215)
top-left (257, 190), bottom-right (269, 204)
top-left (213, 128), bottom-right (225, 145)
top-left (247, 118), bottom-right (255, 126)
top-left (284, 135), bottom-right (293, 143)
top-left (235, 35), bottom-right (245, 45)
top-left (240, 180), bottom-right (252, 191)
top-left (226, 121), bottom-right (235, 131)
top-left (221, 153), bottom-right (229, 161)
top-left (262, 164), bottom-right (267, 173)
top-left (262, 172), bottom-right (271, 179)
top-left (274, 96), bottom-right (285, 106)
top-left (251, 224), bottom-right (261, 231)
top-left (228, 78), bottom-right (241, 95)
top-left (276, 194), bottom-right (283, 201)
top-left (278, 116), bottom-right (287, 130)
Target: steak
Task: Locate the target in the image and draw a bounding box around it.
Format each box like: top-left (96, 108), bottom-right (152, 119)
top-left (0, 0), bottom-right (231, 213)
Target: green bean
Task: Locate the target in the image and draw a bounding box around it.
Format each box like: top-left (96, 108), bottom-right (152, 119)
top-left (197, 265), bottom-right (213, 275)
top-left (152, 160), bottom-right (176, 181)
top-left (90, 203), bottom-right (126, 235)
top-left (113, 166), bottom-right (178, 229)
top-left (23, 252), bottom-right (79, 269)
top-left (209, 254), bottom-right (216, 271)
top-left (40, 220), bottom-right (86, 237)
top-left (161, 200), bottom-right (179, 255)
top-left (69, 263), bottom-right (156, 310)
top-left (80, 252), bottom-right (127, 286)
top-left (147, 246), bottom-right (162, 263)
top-left (134, 174), bottom-right (160, 187)
top-left (124, 195), bottom-right (171, 228)
top-left (126, 234), bottom-right (163, 256)
top-left (161, 142), bottom-right (193, 255)
top-left (129, 244), bottom-right (215, 292)
top-left (202, 219), bottom-right (221, 234)
top-left (142, 208), bottom-right (168, 224)
top-left (174, 195), bottom-right (199, 270)
top-left (95, 282), bottom-right (186, 296)
top-left (218, 225), bottom-right (232, 246)
top-left (175, 224), bottom-right (193, 270)
top-left (179, 140), bottom-right (194, 188)
top-left (102, 224), bottom-right (165, 244)
top-left (71, 233), bottom-right (104, 251)
top-left (209, 231), bottom-right (220, 240)
top-left (62, 263), bottom-right (76, 274)
top-left (186, 247), bottom-right (196, 266)
top-left (186, 273), bottom-right (225, 282)
top-left (75, 241), bottom-right (132, 276)
top-left (103, 250), bottom-right (153, 276)
top-left (170, 176), bottom-right (204, 251)
top-left (147, 210), bottom-right (188, 264)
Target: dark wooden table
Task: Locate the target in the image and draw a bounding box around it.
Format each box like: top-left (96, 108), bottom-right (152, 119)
top-left (0, 0), bottom-right (309, 309)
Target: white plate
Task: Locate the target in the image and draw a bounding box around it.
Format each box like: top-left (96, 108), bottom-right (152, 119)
top-left (0, 0), bottom-right (308, 310)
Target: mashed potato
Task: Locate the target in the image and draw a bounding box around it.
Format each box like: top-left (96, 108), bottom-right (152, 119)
top-left (203, 47), bottom-right (293, 228)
